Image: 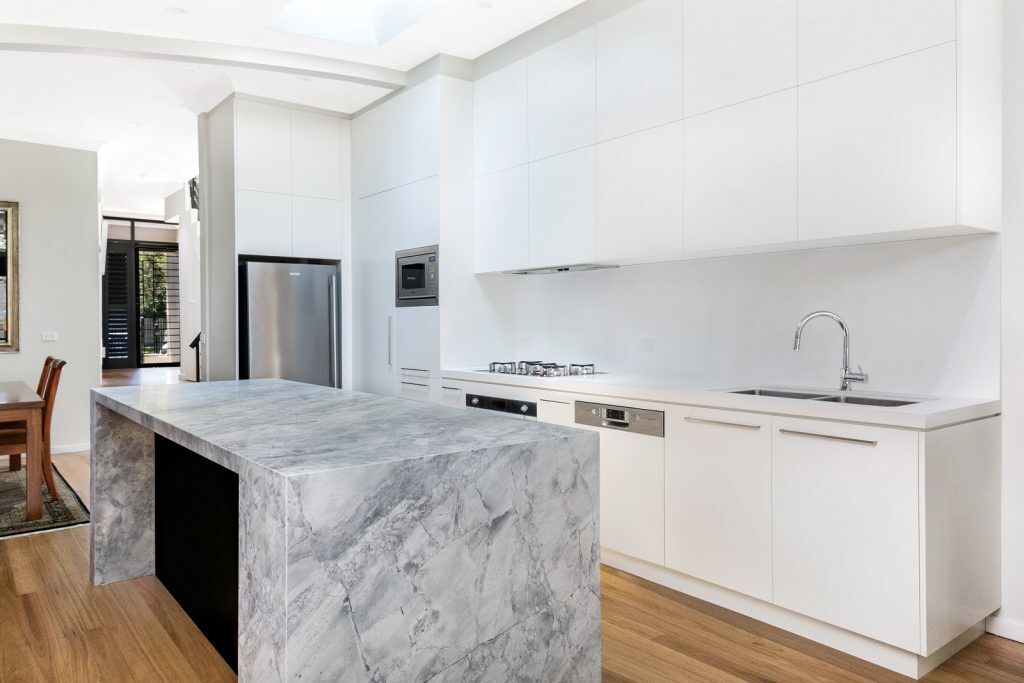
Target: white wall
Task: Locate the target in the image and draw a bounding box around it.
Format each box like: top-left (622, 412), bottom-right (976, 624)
top-left (0, 138), bottom-right (101, 449)
top-left (514, 234), bottom-right (1000, 398)
top-left (991, 0), bottom-right (1024, 644)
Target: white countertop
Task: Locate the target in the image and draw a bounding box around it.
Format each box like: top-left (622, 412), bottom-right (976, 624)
top-left (441, 369), bottom-right (1000, 430)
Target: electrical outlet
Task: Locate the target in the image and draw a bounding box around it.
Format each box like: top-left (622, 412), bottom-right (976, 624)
top-left (41, 332), bottom-right (58, 342)
top-left (639, 339), bottom-right (655, 354)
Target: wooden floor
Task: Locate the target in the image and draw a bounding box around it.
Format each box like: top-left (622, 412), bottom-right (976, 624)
top-left (0, 451), bottom-right (1019, 681)
top-left (101, 367), bottom-right (181, 387)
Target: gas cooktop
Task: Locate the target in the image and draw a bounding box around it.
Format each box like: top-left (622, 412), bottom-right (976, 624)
top-left (481, 361), bottom-right (597, 378)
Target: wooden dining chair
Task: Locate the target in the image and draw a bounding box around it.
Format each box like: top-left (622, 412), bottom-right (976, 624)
top-left (0, 358), bottom-right (66, 500)
top-left (3, 356), bottom-right (55, 472)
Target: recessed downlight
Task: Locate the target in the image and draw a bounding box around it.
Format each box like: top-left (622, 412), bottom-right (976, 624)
top-left (477, 1), bottom-right (494, 8)
top-left (166, 7), bottom-right (187, 14)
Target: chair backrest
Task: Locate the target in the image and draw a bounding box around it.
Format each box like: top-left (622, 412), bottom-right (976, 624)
top-left (35, 356), bottom-right (55, 396)
top-left (40, 359), bottom-right (66, 441)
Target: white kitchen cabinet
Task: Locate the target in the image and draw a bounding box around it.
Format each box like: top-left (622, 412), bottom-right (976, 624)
top-left (352, 101), bottom-right (395, 199)
top-left (772, 417), bottom-right (921, 652)
top-left (537, 397), bottom-right (574, 426)
top-left (798, 0), bottom-right (956, 82)
top-left (393, 177), bottom-right (440, 252)
top-left (236, 190), bottom-right (292, 257)
top-left (529, 147), bottom-right (596, 268)
top-left (292, 196), bottom-right (342, 260)
top-left (439, 384), bottom-right (465, 409)
top-left (527, 28), bottom-right (596, 161)
top-left (235, 100), bottom-right (292, 195)
top-left (799, 43), bottom-right (956, 241)
top-left (352, 192), bottom-right (396, 396)
top-left (396, 305), bottom-right (441, 379)
top-left (393, 80), bottom-right (440, 187)
top-left (291, 110), bottom-right (343, 200)
top-left (474, 61), bottom-right (529, 176)
top-left (597, 121), bottom-right (684, 260)
top-left (397, 378), bottom-right (440, 404)
top-left (665, 407), bottom-right (773, 601)
top-left (682, 0), bottom-right (797, 116)
top-left (475, 165), bottom-right (529, 273)
top-left (595, 0), bottom-right (684, 141)
top-left (684, 90), bottom-right (798, 252)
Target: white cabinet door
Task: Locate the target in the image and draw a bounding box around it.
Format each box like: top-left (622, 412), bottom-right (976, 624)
top-left (772, 417), bottom-right (920, 652)
top-left (236, 190), bottom-right (292, 257)
top-left (597, 121), bottom-right (684, 260)
top-left (291, 110), bottom-right (343, 200)
top-left (393, 80), bottom-right (440, 187)
top-left (595, 0), bottom-right (684, 141)
top-left (352, 192), bottom-right (396, 396)
top-left (396, 305), bottom-right (440, 378)
top-left (798, 0), bottom-right (956, 82)
top-left (682, 0), bottom-right (797, 116)
top-left (684, 90), bottom-right (797, 252)
top-left (352, 102), bottom-right (395, 198)
top-left (292, 196), bottom-right (342, 260)
top-left (665, 407), bottom-right (772, 601)
top-left (474, 61), bottom-right (529, 176)
top-left (527, 28), bottom-right (596, 161)
top-left (529, 147), bottom-right (596, 268)
top-left (537, 397), bottom-right (575, 426)
top-left (393, 177), bottom-right (440, 252)
top-left (235, 99), bottom-right (292, 195)
top-left (798, 43), bottom-right (956, 240)
top-left (439, 384), bottom-right (465, 409)
top-left (397, 378), bottom-right (440, 404)
top-left (475, 165), bottom-right (529, 273)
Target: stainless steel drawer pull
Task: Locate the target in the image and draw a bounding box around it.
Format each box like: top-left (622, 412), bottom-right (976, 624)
top-left (401, 381), bottom-right (429, 388)
top-left (684, 417), bottom-right (761, 430)
top-left (778, 428), bottom-right (878, 446)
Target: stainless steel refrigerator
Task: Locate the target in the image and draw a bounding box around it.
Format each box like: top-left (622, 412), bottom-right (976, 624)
top-left (238, 259), bottom-right (341, 387)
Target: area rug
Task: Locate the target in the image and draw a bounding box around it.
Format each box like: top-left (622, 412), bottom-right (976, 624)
top-left (0, 465), bottom-right (90, 538)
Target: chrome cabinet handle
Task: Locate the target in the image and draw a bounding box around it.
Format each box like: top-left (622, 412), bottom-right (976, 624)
top-left (778, 428), bottom-right (878, 447)
top-left (685, 417), bottom-right (761, 430)
top-left (328, 276), bottom-right (339, 388)
top-left (387, 315), bottom-right (393, 368)
top-left (401, 381), bottom-right (429, 388)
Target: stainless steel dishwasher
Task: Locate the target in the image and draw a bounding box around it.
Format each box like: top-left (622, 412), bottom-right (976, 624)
top-left (575, 400), bottom-right (666, 565)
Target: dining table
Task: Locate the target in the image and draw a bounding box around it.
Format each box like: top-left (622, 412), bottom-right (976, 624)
top-left (0, 381), bottom-right (45, 520)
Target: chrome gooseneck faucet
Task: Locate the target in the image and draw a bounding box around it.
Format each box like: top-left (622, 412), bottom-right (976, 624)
top-left (793, 311), bottom-right (869, 391)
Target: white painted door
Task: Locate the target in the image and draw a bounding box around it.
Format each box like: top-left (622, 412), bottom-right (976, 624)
top-left (397, 378), bottom-right (440, 404)
top-left (396, 305), bottom-right (440, 378)
top-left (352, 101), bottom-right (395, 198)
top-left (393, 80), bottom-right (440, 187)
top-left (291, 110), bottom-right (343, 200)
top-left (527, 28), bottom-right (596, 161)
top-left (595, 0), bottom-right (684, 141)
top-left (529, 147), bottom-right (597, 268)
top-left (235, 99), bottom-right (292, 194)
top-left (682, 0), bottom-right (797, 116)
top-left (236, 190), bottom-right (292, 257)
top-left (475, 165), bottom-right (529, 273)
top-left (393, 177), bottom-right (440, 252)
top-left (665, 407), bottom-right (773, 601)
top-left (798, 43), bottom-right (956, 240)
top-left (596, 425), bottom-right (665, 565)
top-left (352, 192), bottom-right (396, 396)
top-left (683, 90), bottom-right (798, 252)
top-left (597, 121), bottom-right (684, 260)
top-left (292, 196), bottom-right (342, 260)
top-left (474, 60), bottom-right (529, 177)
top-left (772, 416), bottom-right (921, 652)
top-left (537, 396), bottom-right (575, 426)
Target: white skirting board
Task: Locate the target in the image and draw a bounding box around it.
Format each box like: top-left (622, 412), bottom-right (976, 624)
top-left (986, 615), bottom-right (1024, 643)
top-left (602, 549), bottom-right (986, 679)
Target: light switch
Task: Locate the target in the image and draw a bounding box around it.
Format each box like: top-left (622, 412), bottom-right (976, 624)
top-left (41, 332), bottom-right (58, 342)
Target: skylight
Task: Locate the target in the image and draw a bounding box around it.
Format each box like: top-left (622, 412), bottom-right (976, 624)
top-left (267, 0), bottom-right (445, 47)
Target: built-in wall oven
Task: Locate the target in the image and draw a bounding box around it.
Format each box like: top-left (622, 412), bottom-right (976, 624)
top-left (396, 245), bottom-right (438, 307)
top-left (465, 393), bottom-right (538, 420)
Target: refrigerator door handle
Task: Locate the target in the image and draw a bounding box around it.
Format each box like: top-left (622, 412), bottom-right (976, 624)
top-left (387, 315), bottom-right (393, 368)
top-left (328, 275), bottom-right (339, 388)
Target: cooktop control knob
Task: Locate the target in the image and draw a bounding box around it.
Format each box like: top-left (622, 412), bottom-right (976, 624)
top-left (520, 404), bottom-right (528, 413)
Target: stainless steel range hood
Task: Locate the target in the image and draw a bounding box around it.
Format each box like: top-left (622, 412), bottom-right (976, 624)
top-left (503, 263), bottom-right (620, 275)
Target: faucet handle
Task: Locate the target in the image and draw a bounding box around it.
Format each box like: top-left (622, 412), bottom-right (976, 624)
top-left (846, 365), bottom-right (869, 383)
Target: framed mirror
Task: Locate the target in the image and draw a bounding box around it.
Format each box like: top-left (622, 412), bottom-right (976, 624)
top-left (0, 201), bottom-right (18, 353)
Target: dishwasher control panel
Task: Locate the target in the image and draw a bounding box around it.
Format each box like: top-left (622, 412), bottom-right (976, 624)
top-left (575, 401), bottom-right (665, 438)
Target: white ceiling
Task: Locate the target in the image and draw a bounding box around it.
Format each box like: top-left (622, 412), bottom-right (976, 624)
top-left (0, 0), bottom-right (589, 216)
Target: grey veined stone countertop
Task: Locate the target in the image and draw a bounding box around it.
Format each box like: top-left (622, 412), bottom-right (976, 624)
top-left (91, 378), bottom-right (588, 476)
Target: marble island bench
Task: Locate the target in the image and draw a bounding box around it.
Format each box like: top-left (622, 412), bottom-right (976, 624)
top-left (90, 379), bottom-right (600, 681)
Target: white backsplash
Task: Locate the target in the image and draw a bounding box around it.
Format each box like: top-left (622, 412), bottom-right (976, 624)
top-left (513, 234), bottom-right (1000, 398)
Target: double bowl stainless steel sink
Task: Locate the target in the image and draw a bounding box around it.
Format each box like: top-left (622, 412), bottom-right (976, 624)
top-left (730, 388), bottom-right (919, 407)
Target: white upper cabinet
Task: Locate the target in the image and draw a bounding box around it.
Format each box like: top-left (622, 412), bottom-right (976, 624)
top-left (798, 0), bottom-right (956, 82)
top-left (597, 121), bottom-right (684, 260)
top-left (595, 0), bottom-right (684, 141)
top-left (474, 61), bottom-right (528, 176)
top-left (799, 44), bottom-right (956, 240)
top-left (393, 177), bottom-right (440, 252)
top-left (292, 196), bottom-right (342, 260)
top-left (685, 89), bottom-right (798, 252)
top-left (393, 80), bottom-right (440, 187)
top-left (235, 100), bottom-right (292, 195)
top-left (529, 147), bottom-right (597, 268)
top-left (475, 165), bottom-right (529, 273)
top-left (528, 28), bottom-right (597, 161)
top-left (683, 0), bottom-right (797, 116)
top-left (236, 190), bottom-right (292, 257)
top-left (352, 102), bottom-right (395, 198)
top-left (291, 110), bottom-right (343, 200)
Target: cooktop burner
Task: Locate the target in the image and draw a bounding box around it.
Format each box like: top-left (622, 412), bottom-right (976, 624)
top-left (485, 361), bottom-right (597, 377)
